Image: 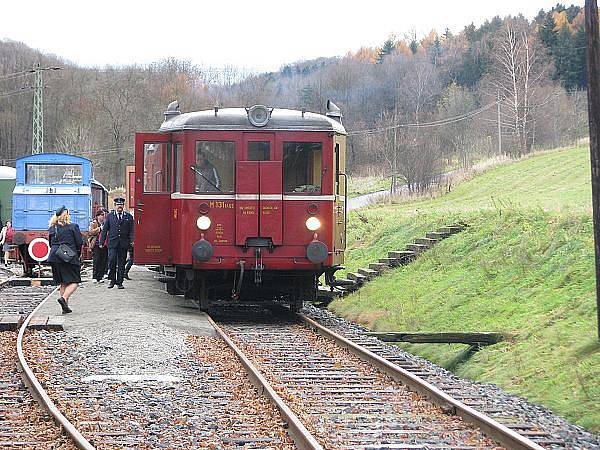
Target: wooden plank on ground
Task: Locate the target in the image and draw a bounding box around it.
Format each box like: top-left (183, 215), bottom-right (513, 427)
top-left (367, 331), bottom-right (507, 345)
top-left (0, 315), bottom-right (22, 331)
top-left (27, 316), bottom-right (49, 329)
top-left (45, 316), bottom-right (65, 330)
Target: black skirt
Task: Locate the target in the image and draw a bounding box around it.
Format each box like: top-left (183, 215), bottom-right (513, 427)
top-left (51, 262), bottom-right (81, 285)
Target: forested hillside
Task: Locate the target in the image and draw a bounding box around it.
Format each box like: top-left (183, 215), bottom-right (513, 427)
top-left (0, 4), bottom-right (589, 187)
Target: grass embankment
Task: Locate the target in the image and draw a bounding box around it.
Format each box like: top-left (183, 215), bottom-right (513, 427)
top-left (331, 146), bottom-right (600, 431)
top-left (347, 175), bottom-right (390, 198)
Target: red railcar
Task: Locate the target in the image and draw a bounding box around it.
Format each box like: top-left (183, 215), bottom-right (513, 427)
top-left (134, 101), bottom-right (347, 310)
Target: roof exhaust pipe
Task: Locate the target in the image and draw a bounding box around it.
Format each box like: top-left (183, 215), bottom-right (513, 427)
top-left (164, 100), bottom-right (181, 121)
top-left (326, 100), bottom-right (342, 124)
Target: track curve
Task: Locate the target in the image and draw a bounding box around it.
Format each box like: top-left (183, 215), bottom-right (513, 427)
top-left (15, 284), bottom-right (95, 450)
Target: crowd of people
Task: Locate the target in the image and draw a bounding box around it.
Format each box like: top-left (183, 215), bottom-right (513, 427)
top-left (48, 197), bottom-right (134, 314)
top-left (0, 197), bottom-right (135, 314)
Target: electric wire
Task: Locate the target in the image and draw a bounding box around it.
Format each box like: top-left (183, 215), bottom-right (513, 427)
top-left (348, 100), bottom-right (499, 136)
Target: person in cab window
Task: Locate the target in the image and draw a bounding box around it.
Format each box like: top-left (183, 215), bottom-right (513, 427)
top-left (195, 151), bottom-right (221, 192)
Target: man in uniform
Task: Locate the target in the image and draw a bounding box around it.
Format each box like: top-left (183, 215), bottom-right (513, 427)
top-left (100, 198), bottom-right (134, 289)
top-left (195, 151), bottom-right (221, 192)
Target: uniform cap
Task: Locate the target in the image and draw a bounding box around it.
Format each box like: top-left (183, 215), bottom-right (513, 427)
top-left (113, 197), bottom-right (125, 205)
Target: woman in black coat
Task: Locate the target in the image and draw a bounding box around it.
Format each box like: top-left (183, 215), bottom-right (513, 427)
top-left (48, 206), bottom-right (83, 314)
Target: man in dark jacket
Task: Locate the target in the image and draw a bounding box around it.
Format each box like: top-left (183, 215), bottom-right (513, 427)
top-left (100, 198), bottom-right (134, 289)
top-left (195, 151), bottom-right (221, 192)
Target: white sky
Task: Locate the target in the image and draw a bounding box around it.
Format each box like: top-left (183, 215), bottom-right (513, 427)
top-left (0, 0), bottom-right (584, 73)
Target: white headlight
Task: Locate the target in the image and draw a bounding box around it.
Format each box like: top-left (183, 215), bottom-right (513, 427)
top-left (197, 216), bottom-right (211, 230)
top-left (305, 217), bottom-right (321, 231)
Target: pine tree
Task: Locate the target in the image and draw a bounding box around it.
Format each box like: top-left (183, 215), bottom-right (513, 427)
top-left (376, 37), bottom-right (396, 64)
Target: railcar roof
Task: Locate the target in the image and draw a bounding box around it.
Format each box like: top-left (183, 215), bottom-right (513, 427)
top-left (0, 166), bottom-right (16, 180)
top-left (15, 153), bottom-right (92, 164)
top-left (159, 107), bottom-right (347, 135)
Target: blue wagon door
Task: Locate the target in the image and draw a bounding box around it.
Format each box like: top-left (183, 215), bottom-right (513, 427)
top-left (135, 133), bottom-right (172, 265)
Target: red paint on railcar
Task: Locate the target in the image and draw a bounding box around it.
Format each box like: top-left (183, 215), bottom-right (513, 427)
top-left (133, 105), bottom-right (347, 308)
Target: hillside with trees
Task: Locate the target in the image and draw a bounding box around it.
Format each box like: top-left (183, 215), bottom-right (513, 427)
top-left (0, 4), bottom-right (589, 188)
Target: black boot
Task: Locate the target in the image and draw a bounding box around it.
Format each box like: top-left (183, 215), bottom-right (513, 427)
top-left (57, 297), bottom-right (72, 314)
top-left (108, 281), bottom-right (115, 289)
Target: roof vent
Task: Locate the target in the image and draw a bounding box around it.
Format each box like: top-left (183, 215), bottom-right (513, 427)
top-left (164, 100), bottom-right (181, 121)
top-left (246, 105), bottom-right (271, 127)
top-left (326, 100), bottom-right (342, 123)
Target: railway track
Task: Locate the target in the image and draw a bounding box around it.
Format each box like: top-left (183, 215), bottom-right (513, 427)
top-left (211, 307), bottom-right (551, 450)
top-left (10, 287), bottom-right (586, 449)
top-left (0, 279), bottom-right (77, 448)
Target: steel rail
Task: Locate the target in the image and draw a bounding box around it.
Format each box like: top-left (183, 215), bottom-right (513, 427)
top-left (298, 313), bottom-right (546, 450)
top-left (206, 315), bottom-right (324, 450)
top-left (16, 286), bottom-right (96, 450)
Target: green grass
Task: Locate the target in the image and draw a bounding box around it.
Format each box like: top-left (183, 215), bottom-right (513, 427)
top-left (331, 146), bottom-right (600, 431)
top-left (347, 175), bottom-right (390, 198)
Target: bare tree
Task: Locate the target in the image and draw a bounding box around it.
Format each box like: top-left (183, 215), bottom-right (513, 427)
top-left (486, 18), bottom-right (552, 156)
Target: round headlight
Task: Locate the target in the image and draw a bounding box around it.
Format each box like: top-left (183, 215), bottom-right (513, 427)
top-left (305, 217), bottom-right (321, 231)
top-left (197, 216), bottom-right (211, 230)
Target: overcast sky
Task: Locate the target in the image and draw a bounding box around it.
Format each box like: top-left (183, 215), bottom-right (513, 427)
top-left (0, 0), bottom-right (585, 73)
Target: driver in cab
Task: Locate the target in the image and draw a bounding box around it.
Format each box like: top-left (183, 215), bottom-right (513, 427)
top-left (194, 152), bottom-right (220, 192)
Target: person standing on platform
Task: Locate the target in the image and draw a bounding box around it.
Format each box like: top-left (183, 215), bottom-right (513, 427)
top-left (100, 198), bottom-right (134, 289)
top-left (124, 243), bottom-right (134, 280)
top-left (48, 207), bottom-right (83, 314)
top-left (0, 220), bottom-right (13, 267)
top-left (88, 209), bottom-right (107, 283)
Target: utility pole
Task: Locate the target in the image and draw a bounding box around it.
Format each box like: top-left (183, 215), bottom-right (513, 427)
top-left (392, 98), bottom-right (398, 195)
top-left (31, 64), bottom-right (43, 154)
top-left (585, 0), bottom-right (600, 340)
top-left (497, 91), bottom-right (502, 155)
top-left (30, 65), bottom-right (61, 154)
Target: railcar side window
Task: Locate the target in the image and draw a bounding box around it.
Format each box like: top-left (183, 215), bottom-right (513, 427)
top-left (195, 141), bottom-right (235, 193)
top-left (143, 143), bottom-right (171, 193)
top-left (283, 142), bottom-right (323, 193)
top-left (173, 143), bottom-right (182, 192)
top-left (25, 164), bottom-right (82, 185)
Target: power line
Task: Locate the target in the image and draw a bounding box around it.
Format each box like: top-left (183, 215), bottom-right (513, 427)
top-left (349, 100), bottom-right (499, 136)
top-left (0, 86), bottom-right (35, 98)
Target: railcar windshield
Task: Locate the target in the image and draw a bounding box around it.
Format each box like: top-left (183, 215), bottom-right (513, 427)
top-left (25, 164), bottom-right (83, 185)
top-left (283, 142), bottom-right (323, 193)
top-left (194, 141), bottom-right (235, 193)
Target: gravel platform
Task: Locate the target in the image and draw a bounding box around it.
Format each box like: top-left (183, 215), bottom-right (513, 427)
top-left (303, 304), bottom-right (600, 450)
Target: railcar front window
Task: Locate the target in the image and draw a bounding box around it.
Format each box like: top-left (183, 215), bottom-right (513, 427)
top-left (283, 142), bottom-right (323, 193)
top-left (25, 164), bottom-right (82, 185)
top-left (195, 141), bottom-right (235, 193)
top-left (143, 142), bottom-right (171, 193)
top-left (247, 141), bottom-right (270, 161)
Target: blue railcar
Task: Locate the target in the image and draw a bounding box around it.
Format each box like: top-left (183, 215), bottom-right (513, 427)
top-left (10, 153), bottom-right (107, 274)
